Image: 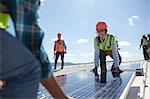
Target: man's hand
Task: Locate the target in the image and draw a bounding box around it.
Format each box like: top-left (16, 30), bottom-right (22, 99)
top-left (118, 48), bottom-right (121, 50)
top-left (64, 51), bottom-right (67, 54)
top-left (0, 80), bottom-right (5, 90)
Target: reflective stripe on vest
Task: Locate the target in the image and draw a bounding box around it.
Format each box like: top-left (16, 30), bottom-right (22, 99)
top-left (55, 40), bottom-right (65, 52)
top-left (0, 3), bottom-right (10, 29)
top-left (95, 34), bottom-right (115, 51)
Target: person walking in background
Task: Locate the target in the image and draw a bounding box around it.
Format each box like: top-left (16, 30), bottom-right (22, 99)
top-left (148, 33), bottom-right (150, 45)
top-left (54, 33), bottom-right (67, 69)
top-left (147, 33), bottom-right (150, 58)
top-left (140, 35), bottom-right (149, 60)
top-left (93, 21), bottom-right (123, 76)
top-left (0, 0), bottom-right (69, 99)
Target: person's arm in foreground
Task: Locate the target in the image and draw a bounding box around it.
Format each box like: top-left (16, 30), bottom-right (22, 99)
top-left (4, 0), bottom-right (71, 98)
top-left (40, 77), bottom-right (68, 99)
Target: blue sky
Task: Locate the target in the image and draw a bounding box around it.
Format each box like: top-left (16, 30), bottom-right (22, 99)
top-left (8, 0), bottom-right (149, 63)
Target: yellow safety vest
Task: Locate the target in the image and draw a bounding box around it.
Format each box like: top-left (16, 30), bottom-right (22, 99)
top-left (94, 34), bottom-right (115, 51)
top-left (141, 38), bottom-right (148, 46)
top-left (0, 3), bottom-right (10, 29)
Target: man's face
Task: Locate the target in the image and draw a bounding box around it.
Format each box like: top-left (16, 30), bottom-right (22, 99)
top-left (97, 29), bottom-right (106, 38)
top-left (57, 34), bottom-right (61, 39)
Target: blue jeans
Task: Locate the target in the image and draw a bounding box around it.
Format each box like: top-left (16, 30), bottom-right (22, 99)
top-left (0, 29), bottom-right (41, 99)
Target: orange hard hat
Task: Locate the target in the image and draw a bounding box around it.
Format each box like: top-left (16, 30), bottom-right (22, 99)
top-left (96, 22), bottom-right (107, 31)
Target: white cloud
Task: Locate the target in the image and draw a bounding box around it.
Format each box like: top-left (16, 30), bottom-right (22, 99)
top-left (120, 51), bottom-right (133, 58)
top-left (128, 16), bottom-right (139, 26)
top-left (120, 51), bottom-right (142, 62)
top-left (134, 53), bottom-right (140, 56)
top-left (80, 52), bottom-right (94, 57)
top-left (134, 46), bottom-right (139, 49)
top-left (66, 53), bottom-right (75, 57)
top-left (120, 51), bottom-right (133, 62)
top-left (51, 38), bottom-right (57, 42)
top-left (118, 41), bottom-right (131, 46)
top-left (89, 52), bottom-right (94, 57)
top-left (76, 38), bottom-right (88, 44)
top-left (80, 53), bottom-right (88, 57)
top-left (50, 48), bottom-right (54, 52)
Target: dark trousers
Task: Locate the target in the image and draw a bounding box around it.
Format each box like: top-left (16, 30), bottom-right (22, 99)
top-left (143, 47), bottom-right (149, 60)
top-left (100, 71), bottom-right (107, 83)
top-left (54, 52), bottom-right (64, 69)
top-left (100, 50), bottom-right (122, 71)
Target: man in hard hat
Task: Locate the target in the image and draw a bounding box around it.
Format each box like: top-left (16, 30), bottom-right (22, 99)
top-left (54, 33), bottom-right (67, 69)
top-left (140, 35), bottom-right (149, 60)
top-left (93, 21), bottom-right (123, 76)
top-left (0, 0), bottom-right (69, 99)
top-left (147, 33), bottom-right (150, 57)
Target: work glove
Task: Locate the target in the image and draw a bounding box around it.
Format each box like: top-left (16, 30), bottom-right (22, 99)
top-left (64, 51), bottom-right (67, 54)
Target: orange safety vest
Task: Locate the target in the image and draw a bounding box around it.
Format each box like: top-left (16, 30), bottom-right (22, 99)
top-left (54, 40), bottom-right (65, 52)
